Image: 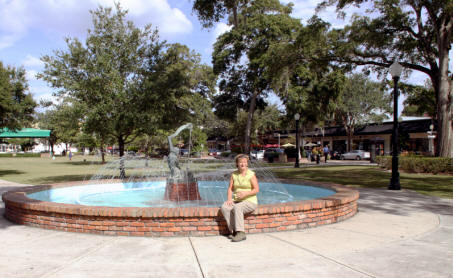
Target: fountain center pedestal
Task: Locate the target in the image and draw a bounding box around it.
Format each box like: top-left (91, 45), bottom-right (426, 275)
top-left (164, 171), bottom-right (201, 201)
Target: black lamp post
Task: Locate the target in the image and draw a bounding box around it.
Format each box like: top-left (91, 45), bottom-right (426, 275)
top-left (389, 61), bottom-right (403, 190)
top-left (295, 113), bottom-right (300, 168)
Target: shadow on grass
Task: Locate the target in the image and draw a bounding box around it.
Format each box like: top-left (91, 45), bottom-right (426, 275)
top-left (0, 170), bottom-right (25, 177)
top-left (272, 166), bottom-right (390, 188)
top-left (60, 161), bottom-right (106, 166)
top-left (30, 175), bottom-right (90, 185)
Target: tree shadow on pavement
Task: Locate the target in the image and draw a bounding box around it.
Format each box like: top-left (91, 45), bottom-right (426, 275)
top-left (357, 187), bottom-right (453, 217)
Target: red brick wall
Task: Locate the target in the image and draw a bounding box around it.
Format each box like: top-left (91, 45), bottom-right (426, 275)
top-left (2, 181), bottom-right (359, 237)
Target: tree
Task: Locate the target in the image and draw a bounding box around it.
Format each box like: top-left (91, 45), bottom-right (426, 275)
top-left (335, 74), bottom-right (391, 151)
top-left (264, 17), bottom-right (346, 137)
top-left (199, 0), bottom-right (301, 153)
top-left (37, 99), bottom-right (83, 155)
top-left (401, 82), bottom-right (436, 117)
top-left (39, 5), bottom-right (213, 174)
top-left (193, 0), bottom-right (245, 28)
top-left (254, 104), bottom-right (283, 134)
top-left (0, 62), bottom-right (36, 131)
top-left (318, 0), bottom-right (452, 157)
top-left (39, 4), bottom-right (167, 170)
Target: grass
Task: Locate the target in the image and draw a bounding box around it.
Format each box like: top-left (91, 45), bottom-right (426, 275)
top-left (1, 156), bottom-right (452, 199)
top-left (272, 165), bottom-right (453, 199)
top-left (0, 155), bottom-right (116, 185)
top-left (0, 155), bottom-right (233, 185)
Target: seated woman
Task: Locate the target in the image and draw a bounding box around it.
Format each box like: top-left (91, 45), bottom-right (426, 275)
top-left (220, 154), bottom-right (259, 242)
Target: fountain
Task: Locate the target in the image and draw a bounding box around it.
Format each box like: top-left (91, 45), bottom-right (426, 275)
top-left (2, 124), bottom-right (359, 237)
top-left (164, 123), bottom-right (200, 202)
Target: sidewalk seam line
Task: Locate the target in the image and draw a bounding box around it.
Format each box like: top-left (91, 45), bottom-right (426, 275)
top-left (40, 237), bottom-right (119, 278)
top-left (189, 237), bottom-right (206, 278)
top-left (266, 234), bottom-right (376, 278)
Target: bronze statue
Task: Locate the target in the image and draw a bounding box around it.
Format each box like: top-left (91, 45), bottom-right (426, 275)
top-left (167, 123), bottom-right (193, 179)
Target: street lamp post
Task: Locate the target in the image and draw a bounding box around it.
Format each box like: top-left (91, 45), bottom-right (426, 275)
top-left (427, 124), bottom-right (435, 156)
top-left (389, 61), bottom-right (403, 190)
top-left (295, 113), bottom-right (300, 168)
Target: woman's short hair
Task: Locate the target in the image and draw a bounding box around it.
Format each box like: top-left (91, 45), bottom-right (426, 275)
top-left (234, 154), bottom-right (250, 166)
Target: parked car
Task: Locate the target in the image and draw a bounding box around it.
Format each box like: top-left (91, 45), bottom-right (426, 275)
top-left (340, 150), bottom-right (370, 160)
top-left (265, 148), bottom-right (284, 154)
top-left (330, 151), bottom-right (341, 160)
top-left (264, 148), bottom-right (284, 162)
top-left (251, 150), bottom-right (265, 160)
top-left (208, 149), bottom-right (222, 156)
top-left (179, 149), bottom-right (189, 156)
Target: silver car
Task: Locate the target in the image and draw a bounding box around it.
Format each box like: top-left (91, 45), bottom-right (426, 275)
top-left (251, 150), bottom-right (265, 160)
top-left (340, 150), bottom-right (370, 160)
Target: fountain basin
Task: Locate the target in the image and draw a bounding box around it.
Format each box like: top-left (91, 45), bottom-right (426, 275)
top-left (2, 180), bottom-right (359, 237)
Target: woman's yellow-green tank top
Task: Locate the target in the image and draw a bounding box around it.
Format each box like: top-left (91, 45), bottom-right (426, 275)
top-left (232, 169), bottom-right (258, 204)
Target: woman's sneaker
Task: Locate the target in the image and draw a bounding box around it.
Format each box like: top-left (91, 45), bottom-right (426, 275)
top-left (231, 231), bottom-right (246, 242)
top-left (227, 232), bottom-right (236, 239)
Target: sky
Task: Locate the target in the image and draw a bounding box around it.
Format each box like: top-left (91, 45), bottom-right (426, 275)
top-left (0, 0), bottom-right (441, 114)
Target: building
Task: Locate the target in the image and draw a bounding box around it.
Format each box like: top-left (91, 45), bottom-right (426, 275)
top-left (263, 117), bottom-right (436, 156)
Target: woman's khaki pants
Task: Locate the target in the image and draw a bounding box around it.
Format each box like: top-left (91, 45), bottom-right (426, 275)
top-left (221, 201), bottom-right (257, 233)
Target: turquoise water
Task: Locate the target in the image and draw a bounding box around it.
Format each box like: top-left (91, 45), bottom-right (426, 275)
top-left (27, 181), bottom-right (335, 207)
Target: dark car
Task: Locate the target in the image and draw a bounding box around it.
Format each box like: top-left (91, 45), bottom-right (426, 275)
top-left (264, 148), bottom-right (284, 162)
top-left (179, 149), bottom-right (189, 156)
top-left (208, 149), bottom-right (222, 156)
top-left (330, 151), bottom-right (341, 160)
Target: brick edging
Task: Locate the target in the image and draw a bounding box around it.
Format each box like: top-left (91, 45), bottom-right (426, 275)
top-left (2, 180), bottom-right (359, 237)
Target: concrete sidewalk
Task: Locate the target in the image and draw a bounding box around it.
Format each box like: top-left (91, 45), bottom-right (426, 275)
top-left (1, 179), bottom-right (452, 278)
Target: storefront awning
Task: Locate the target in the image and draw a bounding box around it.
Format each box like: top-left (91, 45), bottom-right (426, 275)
top-left (0, 128), bottom-right (51, 138)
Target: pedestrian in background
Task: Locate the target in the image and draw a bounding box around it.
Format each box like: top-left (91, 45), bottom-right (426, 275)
top-left (323, 145), bottom-right (330, 163)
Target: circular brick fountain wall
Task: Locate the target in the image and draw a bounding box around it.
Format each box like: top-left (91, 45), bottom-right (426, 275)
top-left (2, 180), bottom-right (359, 237)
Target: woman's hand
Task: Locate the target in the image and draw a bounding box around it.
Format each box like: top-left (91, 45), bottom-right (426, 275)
top-left (224, 199), bottom-right (234, 206)
top-left (236, 191), bottom-right (248, 199)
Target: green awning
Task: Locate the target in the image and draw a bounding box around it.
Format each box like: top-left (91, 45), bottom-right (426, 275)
top-left (0, 128), bottom-right (51, 138)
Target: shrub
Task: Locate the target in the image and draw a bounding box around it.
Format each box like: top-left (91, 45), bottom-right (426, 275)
top-left (376, 156), bottom-right (392, 169)
top-left (284, 148), bottom-right (298, 158)
top-left (0, 153), bottom-right (40, 158)
top-left (376, 155), bottom-right (453, 174)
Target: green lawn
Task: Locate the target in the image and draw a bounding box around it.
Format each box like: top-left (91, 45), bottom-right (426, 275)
top-left (0, 155), bottom-right (231, 185)
top-left (0, 155), bottom-right (115, 185)
top-left (272, 165), bottom-right (453, 199)
top-left (1, 156), bottom-right (452, 199)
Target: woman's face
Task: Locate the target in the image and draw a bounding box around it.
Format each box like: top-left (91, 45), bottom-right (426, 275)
top-left (237, 157), bottom-right (248, 171)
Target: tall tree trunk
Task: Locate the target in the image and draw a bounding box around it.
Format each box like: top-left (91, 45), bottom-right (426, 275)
top-left (49, 139), bottom-right (54, 155)
top-left (100, 137), bottom-right (105, 164)
top-left (244, 89), bottom-right (259, 154)
top-left (436, 20), bottom-right (453, 158)
top-left (346, 126), bottom-right (354, 152)
top-left (232, 5), bottom-right (238, 27)
top-left (118, 136), bottom-right (126, 178)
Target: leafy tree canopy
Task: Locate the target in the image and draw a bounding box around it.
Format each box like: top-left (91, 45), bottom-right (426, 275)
top-left (209, 0), bottom-right (301, 153)
top-left (38, 4), bottom-right (214, 161)
top-left (0, 62), bottom-right (36, 131)
top-left (401, 82), bottom-right (436, 118)
top-left (317, 0), bottom-right (452, 157)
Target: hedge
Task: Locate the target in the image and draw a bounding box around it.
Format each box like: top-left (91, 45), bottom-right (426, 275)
top-left (0, 153), bottom-right (41, 158)
top-left (376, 155), bottom-right (453, 174)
